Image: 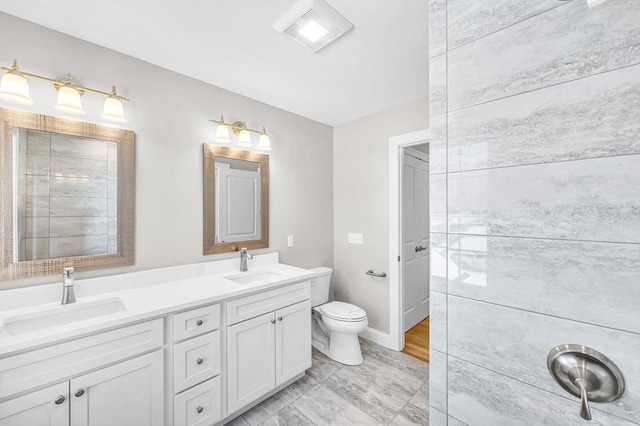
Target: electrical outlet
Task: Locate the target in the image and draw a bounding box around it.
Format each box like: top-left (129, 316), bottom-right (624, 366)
top-left (348, 233), bottom-right (364, 244)
top-left (287, 235), bottom-right (294, 247)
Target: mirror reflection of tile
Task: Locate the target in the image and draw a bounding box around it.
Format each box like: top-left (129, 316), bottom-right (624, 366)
top-left (16, 129), bottom-right (118, 261)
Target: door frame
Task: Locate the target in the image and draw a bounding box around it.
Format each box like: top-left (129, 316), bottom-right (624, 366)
top-left (388, 129), bottom-right (430, 351)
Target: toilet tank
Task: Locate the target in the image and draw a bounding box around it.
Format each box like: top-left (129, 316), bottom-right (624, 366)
top-left (310, 267), bottom-right (332, 307)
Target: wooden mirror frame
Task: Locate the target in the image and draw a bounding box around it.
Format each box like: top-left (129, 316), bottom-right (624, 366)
top-left (203, 144), bottom-right (269, 255)
top-left (0, 108), bottom-right (135, 281)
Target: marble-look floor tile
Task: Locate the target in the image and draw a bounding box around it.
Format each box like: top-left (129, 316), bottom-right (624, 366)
top-left (242, 394), bottom-right (288, 426)
top-left (429, 0), bottom-right (446, 58)
top-left (323, 356), bottom-right (419, 423)
top-left (447, 0), bottom-right (563, 50)
top-left (389, 402), bottom-right (428, 426)
top-left (429, 114), bottom-right (447, 174)
top-left (448, 296), bottom-right (640, 422)
top-left (365, 345), bottom-right (428, 385)
top-left (447, 155), bottom-right (640, 243)
top-left (258, 404), bottom-right (315, 426)
top-left (448, 235), bottom-right (640, 333)
top-left (50, 197), bottom-right (108, 217)
top-left (429, 173), bottom-right (446, 234)
top-left (409, 378), bottom-right (429, 412)
top-left (448, 357), bottom-right (638, 426)
top-left (27, 130), bottom-right (50, 155)
top-left (50, 176), bottom-right (107, 198)
top-left (429, 407), bottom-right (447, 426)
top-left (448, 0), bottom-right (640, 110)
top-left (448, 65), bottom-right (640, 172)
top-left (51, 156), bottom-right (108, 180)
top-left (430, 233), bottom-right (447, 293)
top-left (225, 415), bottom-right (251, 426)
top-left (292, 385), bottom-right (380, 425)
top-left (357, 336), bottom-right (374, 354)
top-left (429, 349), bottom-right (446, 414)
top-left (448, 416), bottom-right (467, 426)
top-left (277, 373), bottom-right (320, 404)
top-left (429, 54), bottom-right (446, 117)
top-left (51, 135), bottom-right (108, 161)
top-left (430, 292), bottom-right (446, 352)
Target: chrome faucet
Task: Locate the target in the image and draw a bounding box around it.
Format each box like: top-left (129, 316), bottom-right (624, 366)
top-left (239, 248), bottom-right (253, 272)
top-left (61, 267), bottom-right (76, 305)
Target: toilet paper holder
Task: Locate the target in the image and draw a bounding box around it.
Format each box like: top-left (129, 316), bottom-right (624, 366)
top-left (547, 344), bottom-right (624, 421)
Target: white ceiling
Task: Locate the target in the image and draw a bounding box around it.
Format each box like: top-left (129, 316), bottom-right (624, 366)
top-left (0, 0), bottom-right (428, 126)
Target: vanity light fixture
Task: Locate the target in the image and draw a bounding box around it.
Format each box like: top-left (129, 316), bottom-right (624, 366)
top-left (0, 59), bottom-right (129, 123)
top-left (210, 116), bottom-right (272, 150)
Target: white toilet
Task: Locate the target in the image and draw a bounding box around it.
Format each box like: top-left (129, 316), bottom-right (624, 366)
top-left (310, 267), bottom-right (368, 366)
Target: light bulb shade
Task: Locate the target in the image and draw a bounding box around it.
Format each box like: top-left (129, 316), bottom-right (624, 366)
top-left (54, 86), bottom-right (85, 114)
top-left (215, 124), bottom-right (231, 143)
top-left (100, 96), bottom-right (127, 123)
top-left (237, 129), bottom-right (252, 147)
top-left (0, 71), bottom-right (33, 105)
top-left (258, 133), bottom-right (271, 150)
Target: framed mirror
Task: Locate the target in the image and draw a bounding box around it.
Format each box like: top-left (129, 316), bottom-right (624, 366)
top-left (0, 107), bottom-right (135, 281)
top-left (203, 144), bottom-right (269, 254)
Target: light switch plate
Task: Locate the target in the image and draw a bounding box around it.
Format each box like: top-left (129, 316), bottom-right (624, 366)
top-left (348, 233), bottom-right (364, 244)
top-left (287, 235), bottom-right (294, 247)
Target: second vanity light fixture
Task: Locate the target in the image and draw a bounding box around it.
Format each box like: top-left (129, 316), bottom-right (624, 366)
top-left (0, 59), bottom-right (129, 123)
top-left (209, 116), bottom-right (272, 150)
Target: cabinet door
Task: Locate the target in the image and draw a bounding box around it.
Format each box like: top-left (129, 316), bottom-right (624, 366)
top-left (275, 300), bottom-right (311, 387)
top-left (227, 312), bottom-right (275, 414)
top-left (70, 350), bottom-right (164, 426)
top-left (0, 382), bottom-right (69, 426)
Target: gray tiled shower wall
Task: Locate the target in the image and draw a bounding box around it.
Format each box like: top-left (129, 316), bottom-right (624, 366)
top-left (17, 130), bottom-right (118, 260)
top-left (428, 0), bottom-right (640, 425)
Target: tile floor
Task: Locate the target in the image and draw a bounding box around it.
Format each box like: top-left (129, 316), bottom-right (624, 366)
top-left (225, 338), bottom-right (429, 426)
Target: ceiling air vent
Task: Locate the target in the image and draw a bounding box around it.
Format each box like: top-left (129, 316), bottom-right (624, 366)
top-left (274, 0), bottom-right (354, 53)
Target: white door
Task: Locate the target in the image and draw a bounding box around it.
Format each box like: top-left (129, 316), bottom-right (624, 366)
top-left (0, 382), bottom-right (69, 426)
top-left (275, 301), bottom-right (311, 387)
top-left (70, 350), bottom-right (164, 426)
top-left (402, 148), bottom-right (430, 332)
top-left (216, 164), bottom-right (261, 243)
top-left (227, 312), bottom-right (276, 414)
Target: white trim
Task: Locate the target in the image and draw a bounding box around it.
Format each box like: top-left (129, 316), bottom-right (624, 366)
top-left (404, 146), bottom-right (430, 163)
top-left (360, 327), bottom-right (392, 348)
top-left (388, 128), bottom-right (429, 351)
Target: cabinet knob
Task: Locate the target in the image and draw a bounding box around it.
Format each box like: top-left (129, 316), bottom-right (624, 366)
top-left (75, 389), bottom-right (85, 398)
top-left (196, 319), bottom-right (203, 326)
top-left (196, 406), bottom-right (204, 414)
top-left (277, 316), bottom-right (283, 321)
top-left (196, 358), bottom-right (204, 365)
top-left (270, 319), bottom-right (276, 324)
top-left (54, 395), bottom-right (66, 405)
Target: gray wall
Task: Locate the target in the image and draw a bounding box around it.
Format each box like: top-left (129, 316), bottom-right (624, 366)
top-left (333, 99), bottom-right (428, 333)
top-left (0, 13), bottom-right (334, 289)
top-left (428, 0), bottom-right (640, 425)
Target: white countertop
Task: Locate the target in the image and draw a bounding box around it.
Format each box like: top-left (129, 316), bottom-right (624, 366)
top-left (0, 254), bottom-right (315, 357)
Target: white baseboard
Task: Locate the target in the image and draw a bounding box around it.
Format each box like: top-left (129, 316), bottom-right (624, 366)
top-left (360, 327), bottom-right (394, 350)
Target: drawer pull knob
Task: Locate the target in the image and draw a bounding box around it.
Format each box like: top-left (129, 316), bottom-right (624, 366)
top-left (55, 395), bottom-right (65, 405)
top-left (278, 316), bottom-right (283, 321)
top-left (270, 319), bottom-right (276, 324)
top-left (196, 406), bottom-right (204, 414)
top-left (196, 319), bottom-right (203, 326)
top-left (196, 358), bottom-right (204, 365)
top-left (75, 389), bottom-right (84, 398)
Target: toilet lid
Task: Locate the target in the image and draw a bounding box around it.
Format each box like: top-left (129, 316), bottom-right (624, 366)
top-left (319, 301), bottom-right (367, 322)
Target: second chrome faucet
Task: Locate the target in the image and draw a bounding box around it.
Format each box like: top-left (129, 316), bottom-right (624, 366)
top-left (62, 267), bottom-right (76, 305)
top-left (239, 248), bottom-right (253, 272)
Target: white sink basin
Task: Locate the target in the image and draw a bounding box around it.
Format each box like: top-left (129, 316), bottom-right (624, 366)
top-left (226, 269), bottom-right (285, 285)
top-left (2, 297), bottom-right (127, 336)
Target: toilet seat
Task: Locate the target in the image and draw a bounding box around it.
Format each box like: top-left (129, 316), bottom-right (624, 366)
top-left (318, 301), bottom-right (367, 322)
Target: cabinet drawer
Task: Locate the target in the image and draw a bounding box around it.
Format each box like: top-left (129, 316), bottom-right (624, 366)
top-left (0, 318), bottom-right (163, 400)
top-left (227, 281), bottom-right (310, 325)
top-left (174, 376), bottom-right (221, 426)
top-left (173, 331), bottom-right (220, 393)
top-left (173, 304), bottom-right (220, 342)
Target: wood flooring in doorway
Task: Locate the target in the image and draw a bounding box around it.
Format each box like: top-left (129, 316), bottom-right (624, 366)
top-left (402, 317), bottom-right (429, 362)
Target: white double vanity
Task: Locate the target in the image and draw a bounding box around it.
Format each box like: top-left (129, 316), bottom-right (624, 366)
top-left (0, 253), bottom-right (315, 426)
